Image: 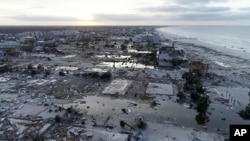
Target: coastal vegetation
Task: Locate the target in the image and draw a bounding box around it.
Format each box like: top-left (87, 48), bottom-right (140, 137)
top-left (239, 91), bottom-right (250, 119)
top-left (180, 71), bottom-right (210, 125)
top-left (33, 135), bottom-right (44, 141)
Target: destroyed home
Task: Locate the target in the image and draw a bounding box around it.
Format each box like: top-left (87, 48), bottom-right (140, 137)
top-left (102, 79), bottom-right (132, 95)
top-left (146, 83), bottom-right (174, 96)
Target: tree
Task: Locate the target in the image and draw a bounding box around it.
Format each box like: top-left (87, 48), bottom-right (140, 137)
top-left (195, 113), bottom-right (209, 125)
top-left (45, 70), bottom-right (51, 77)
top-left (33, 135), bottom-right (44, 141)
top-left (67, 107), bottom-right (73, 114)
top-left (55, 115), bottom-right (61, 123)
top-left (100, 71), bottom-right (112, 80)
top-left (197, 96), bottom-right (210, 114)
top-left (58, 106), bottom-right (63, 112)
top-left (191, 91), bottom-right (200, 102)
top-left (196, 84), bottom-right (206, 94)
top-left (177, 91), bottom-right (186, 102)
top-left (120, 120), bottom-right (125, 128)
top-left (28, 63), bottom-right (33, 70)
top-left (121, 44), bottom-right (127, 50)
top-left (239, 106), bottom-right (250, 119)
top-left (59, 71), bottom-right (65, 76)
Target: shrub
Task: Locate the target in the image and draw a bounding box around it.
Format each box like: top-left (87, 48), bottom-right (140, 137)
top-left (137, 120), bottom-right (147, 129)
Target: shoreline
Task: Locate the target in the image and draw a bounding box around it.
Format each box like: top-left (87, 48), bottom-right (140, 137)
top-left (156, 27), bottom-right (250, 61)
top-left (154, 27), bottom-right (250, 137)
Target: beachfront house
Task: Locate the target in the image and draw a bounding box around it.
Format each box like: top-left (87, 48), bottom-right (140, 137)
top-left (141, 34), bottom-right (161, 45)
top-left (158, 50), bottom-right (174, 67)
top-left (190, 61), bottom-right (208, 75)
top-left (157, 45), bottom-right (185, 67)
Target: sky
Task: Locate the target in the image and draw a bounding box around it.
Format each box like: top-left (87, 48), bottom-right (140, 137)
top-left (0, 0), bottom-right (250, 25)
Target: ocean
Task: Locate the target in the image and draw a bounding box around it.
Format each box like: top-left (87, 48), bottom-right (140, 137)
top-left (157, 26), bottom-right (250, 54)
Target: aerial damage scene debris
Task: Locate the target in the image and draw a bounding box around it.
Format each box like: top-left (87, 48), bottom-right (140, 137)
top-left (0, 23), bottom-right (250, 141)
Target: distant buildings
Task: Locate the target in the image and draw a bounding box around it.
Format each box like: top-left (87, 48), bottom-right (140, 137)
top-left (132, 33), bottom-right (161, 47)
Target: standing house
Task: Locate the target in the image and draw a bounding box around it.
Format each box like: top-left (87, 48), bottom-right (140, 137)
top-left (157, 45), bottom-right (175, 67)
top-left (190, 61), bottom-right (208, 75)
top-left (141, 34), bottom-right (161, 45)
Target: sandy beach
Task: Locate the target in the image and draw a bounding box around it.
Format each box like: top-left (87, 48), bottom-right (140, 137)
top-left (156, 27), bottom-right (250, 136)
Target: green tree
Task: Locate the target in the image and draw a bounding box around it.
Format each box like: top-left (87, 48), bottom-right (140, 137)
top-left (177, 91), bottom-right (186, 102)
top-left (191, 91), bottom-right (201, 102)
top-left (195, 113), bottom-right (209, 125)
top-left (196, 84), bottom-right (206, 94)
top-left (197, 96), bottom-right (210, 114)
top-left (239, 106), bottom-right (250, 119)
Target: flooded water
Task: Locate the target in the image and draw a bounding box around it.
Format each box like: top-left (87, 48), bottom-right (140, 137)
top-left (55, 66), bottom-right (78, 71)
top-left (128, 49), bottom-right (152, 54)
top-left (97, 62), bottom-right (154, 69)
top-left (59, 95), bottom-right (250, 134)
top-left (95, 55), bottom-right (131, 59)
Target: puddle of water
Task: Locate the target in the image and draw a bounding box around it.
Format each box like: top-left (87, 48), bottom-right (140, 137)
top-left (95, 55), bottom-right (131, 59)
top-left (128, 49), bottom-right (152, 54)
top-left (97, 62), bottom-right (154, 69)
top-left (61, 55), bottom-right (76, 59)
top-left (55, 66), bottom-right (78, 71)
top-left (0, 77), bottom-right (10, 83)
top-left (214, 61), bottom-right (231, 68)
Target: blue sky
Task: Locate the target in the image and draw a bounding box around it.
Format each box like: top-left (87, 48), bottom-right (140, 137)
top-left (1, 0), bottom-right (250, 25)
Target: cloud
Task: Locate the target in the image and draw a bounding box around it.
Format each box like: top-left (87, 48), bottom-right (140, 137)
top-left (174, 0), bottom-right (229, 5)
top-left (140, 5), bottom-right (188, 12)
top-left (6, 15), bottom-right (80, 22)
top-left (140, 5), bottom-right (230, 13)
top-left (91, 9), bottom-right (250, 23)
top-left (239, 7), bottom-right (250, 11)
top-left (176, 12), bottom-right (250, 21)
top-left (92, 14), bottom-right (151, 21)
top-left (174, 0), bottom-right (210, 4)
top-left (193, 6), bottom-right (230, 12)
